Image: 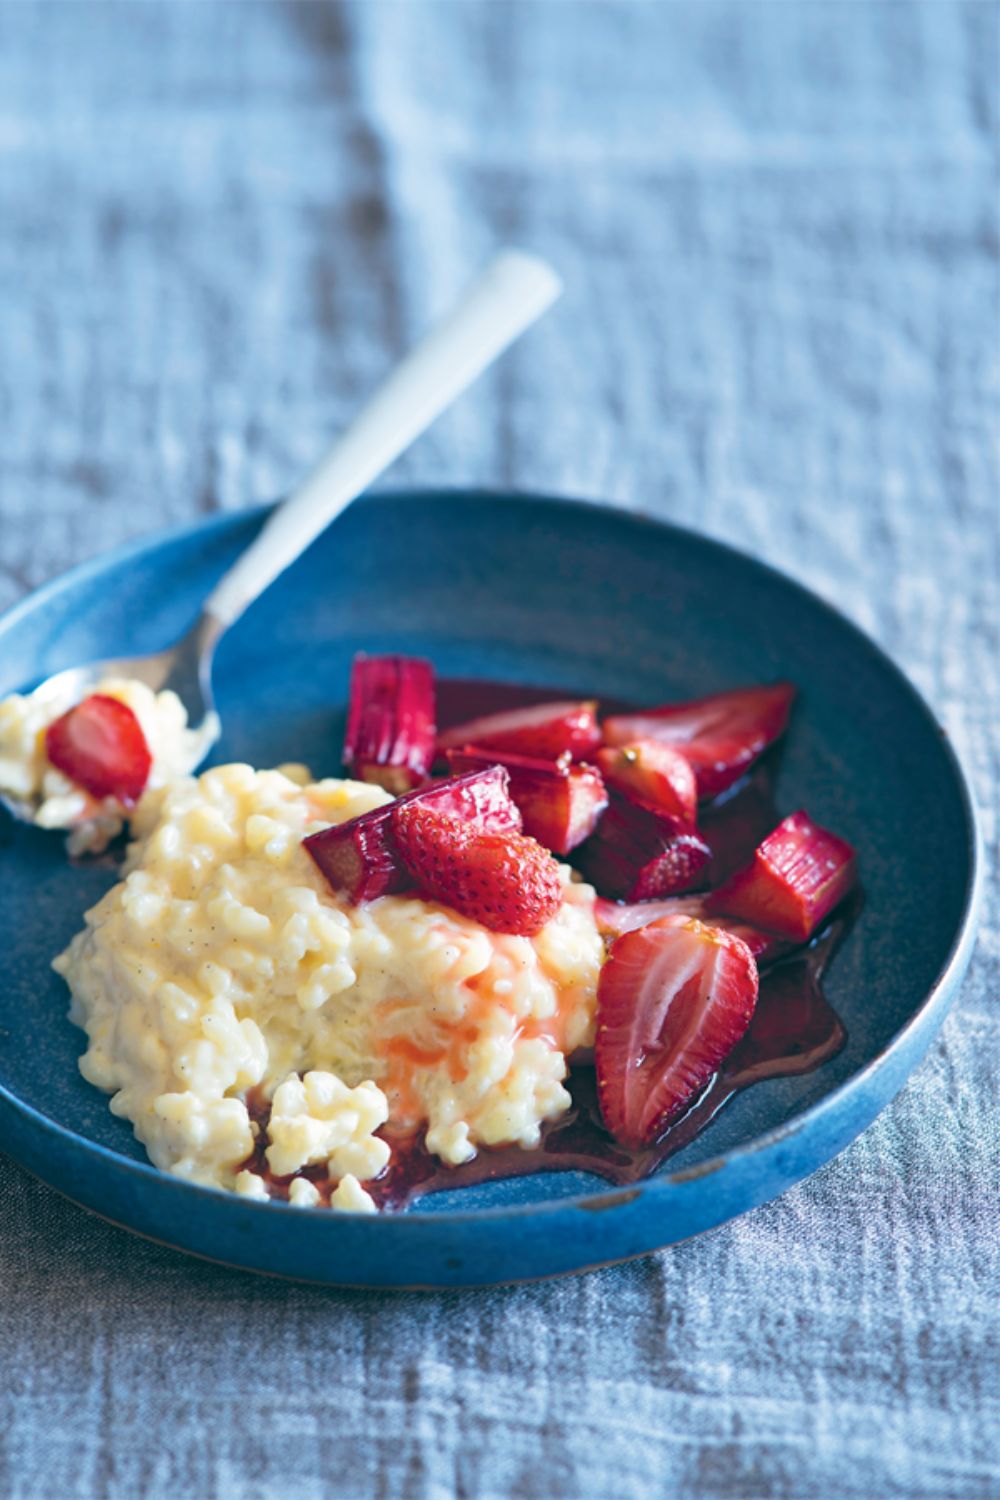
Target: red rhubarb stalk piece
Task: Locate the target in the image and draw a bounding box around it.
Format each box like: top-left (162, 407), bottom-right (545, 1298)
top-left (436, 699), bottom-right (602, 762)
top-left (445, 745), bottom-right (608, 855)
top-left (45, 693), bottom-right (152, 806)
top-left (595, 738), bottom-right (697, 829)
top-left (304, 765), bottom-right (521, 903)
top-left (343, 653), bottom-right (436, 793)
top-left (392, 804), bottom-right (562, 937)
top-left (593, 895), bottom-right (792, 967)
top-left (602, 683), bottom-right (796, 799)
top-left (595, 914), bottom-right (759, 1148)
top-left (576, 794), bottom-right (711, 901)
top-left (709, 810), bottom-right (857, 942)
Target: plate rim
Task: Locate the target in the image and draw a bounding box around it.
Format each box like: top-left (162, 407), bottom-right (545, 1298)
top-left (0, 487), bottom-right (984, 1226)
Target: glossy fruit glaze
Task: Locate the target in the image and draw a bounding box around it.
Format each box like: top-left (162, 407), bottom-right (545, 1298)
top-left (237, 677), bottom-right (854, 1211)
top-left (240, 915), bottom-right (848, 1210)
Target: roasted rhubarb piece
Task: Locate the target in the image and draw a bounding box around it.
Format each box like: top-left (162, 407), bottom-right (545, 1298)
top-left (709, 810), bottom-right (857, 942)
top-left (393, 804), bottom-right (563, 936)
top-left (595, 914), bottom-right (759, 1147)
top-left (304, 765), bottom-right (521, 903)
top-left (436, 699), bottom-right (602, 762)
top-left (343, 653), bottom-right (436, 793)
top-left (45, 693), bottom-right (152, 805)
top-left (602, 683), bottom-right (796, 799)
top-left (445, 745), bottom-right (608, 854)
top-left (595, 739), bottom-right (697, 829)
top-left (576, 794), bottom-right (711, 901)
top-left (594, 894), bottom-right (792, 967)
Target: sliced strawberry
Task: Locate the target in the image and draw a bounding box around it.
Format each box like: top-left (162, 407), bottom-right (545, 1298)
top-left (709, 810), bottom-right (857, 942)
top-left (594, 895), bottom-right (792, 967)
top-left (595, 739), bottom-right (697, 828)
top-left (392, 804), bottom-right (562, 936)
top-left (343, 653), bottom-right (436, 793)
top-left (593, 896), bottom-right (699, 938)
top-left (596, 915), bottom-right (759, 1147)
top-left (304, 765), bottom-right (521, 903)
top-left (577, 794), bottom-right (711, 901)
top-left (445, 745), bottom-right (608, 854)
top-left (602, 683), bottom-right (796, 799)
top-left (45, 693), bottom-right (152, 805)
top-left (436, 699), bottom-right (601, 762)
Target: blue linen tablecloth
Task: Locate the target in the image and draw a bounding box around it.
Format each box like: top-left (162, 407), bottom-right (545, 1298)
top-left (0, 3), bottom-right (997, 1496)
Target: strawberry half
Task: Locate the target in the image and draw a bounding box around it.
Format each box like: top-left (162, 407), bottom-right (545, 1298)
top-left (709, 810), bottom-right (857, 942)
top-left (595, 739), bottom-right (697, 829)
top-left (436, 699), bottom-right (601, 762)
top-left (602, 683), bottom-right (796, 799)
top-left (445, 745), bottom-right (608, 854)
top-left (595, 915), bottom-right (759, 1148)
top-left (343, 653), bottom-right (436, 793)
top-left (45, 693), bottom-right (152, 805)
top-left (576, 794), bottom-right (711, 901)
top-left (594, 896), bottom-right (699, 938)
top-left (594, 895), bottom-right (792, 967)
top-left (392, 804), bottom-right (563, 936)
top-left (304, 765), bottom-right (521, 903)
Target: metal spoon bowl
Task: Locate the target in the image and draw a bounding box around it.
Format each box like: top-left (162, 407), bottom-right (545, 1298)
top-left (0, 250), bottom-right (561, 825)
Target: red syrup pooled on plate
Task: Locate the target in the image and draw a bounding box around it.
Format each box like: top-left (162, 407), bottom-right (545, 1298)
top-left (436, 677), bottom-right (786, 887)
top-left (368, 916), bottom-right (848, 1208)
top-left (237, 677), bottom-right (852, 1208)
top-left (239, 922), bottom-right (847, 1210)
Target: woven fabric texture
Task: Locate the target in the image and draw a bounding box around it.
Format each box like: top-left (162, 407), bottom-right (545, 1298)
top-left (0, 4), bottom-right (997, 1497)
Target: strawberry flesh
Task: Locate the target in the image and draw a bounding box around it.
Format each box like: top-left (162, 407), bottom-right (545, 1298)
top-left (45, 693), bottom-right (152, 805)
top-left (596, 915), bottom-right (759, 1147)
top-left (304, 765), bottom-right (521, 903)
top-left (602, 682), bottom-right (796, 799)
top-left (343, 653), bottom-right (436, 793)
top-left (594, 895), bottom-right (698, 938)
top-left (436, 699), bottom-right (601, 762)
top-left (594, 894), bottom-right (792, 967)
top-left (595, 738), bottom-right (697, 829)
top-left (576, 793), bottom-right (711, 901)
top-left (392, 803), bottom-right (563, 936)
top-left (445, 745), bottom-right (608, 854)
top-left (709, 810), bottom-right (857, 941)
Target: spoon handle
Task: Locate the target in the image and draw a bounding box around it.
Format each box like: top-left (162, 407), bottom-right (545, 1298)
top-left (202, 249), bottom-right (562, 630)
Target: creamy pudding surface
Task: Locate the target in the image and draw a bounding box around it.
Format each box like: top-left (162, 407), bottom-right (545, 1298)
top-left (54, 764), bottom-right (603, 1210)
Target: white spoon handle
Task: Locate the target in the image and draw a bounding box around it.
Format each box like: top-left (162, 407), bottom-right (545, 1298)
top-left (203, 249), bottom-right (562, 629)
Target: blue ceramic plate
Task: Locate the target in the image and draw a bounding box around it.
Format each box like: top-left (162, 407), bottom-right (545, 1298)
top-left (0, 492), bottom-right (981, 1287)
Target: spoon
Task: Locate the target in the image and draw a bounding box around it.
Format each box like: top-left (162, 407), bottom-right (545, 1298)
top-left (0, 249), bottom-right (562, 823)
